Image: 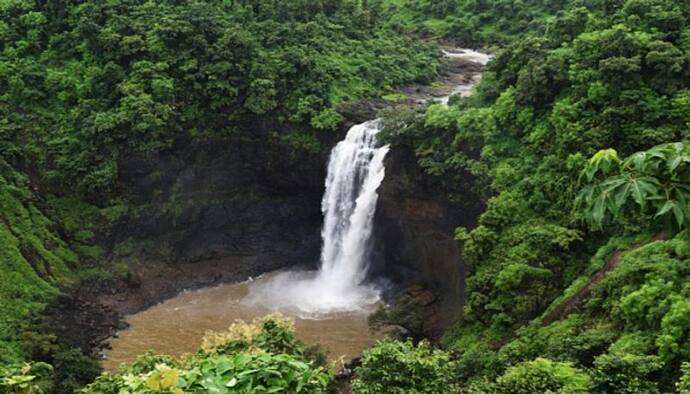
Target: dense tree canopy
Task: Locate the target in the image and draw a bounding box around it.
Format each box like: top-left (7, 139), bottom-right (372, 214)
top-left (378, 0), bottom-right (690, 391)
top-left (0, 0), bottom-right (437, 196)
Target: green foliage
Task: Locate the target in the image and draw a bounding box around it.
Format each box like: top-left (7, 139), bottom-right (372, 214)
top-left (0, 162), bottom-right (76, 364)
top-left (590, 353), bottom-right (662, 393)
top-left (678, 362), bottom-right (690, 394)
top-left (0, 362), bottom-right (54, 394)
top-left (656, 298), bottom-right (690, 363)
top-left (0, 0), bottom-right (438, 196)
top-left (351, 339), bottom-right (458, 394)
top-left (383, 0), bottom-right (574, 43)
top-left (51, 350), bottom-right (101, 394)
top-left (81, 316), bottom-right (331, 394)
top-left (491, 316), bottom-right (615, 372)
top-left (466, 232), bottom-right (690, 390)
top-left (585, 234), bottom-right (690, 375)
top-left (1, 323), bottom-right (100, 393)
top-left (310, 108), bottom-right (343, 131)
top-left (488, 357), bottom-right (592, 394)
top-left (578, 142), bottom-right (690, 232)
top-left (387, 0), bottom-right (690, 392)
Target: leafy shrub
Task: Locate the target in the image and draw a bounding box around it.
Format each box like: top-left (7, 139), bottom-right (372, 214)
top-left (590, 353), bottom-right (662, 394)
top-left (494, 316), bottom-right (617, 369)
top-left (199, 314), bottom-right (310, 360)
top-left (490, 358), bottom-right (592, 394)
top-left (656, 298), bottom-right (690, 363)
top-left (678, 362), bottom-right (690, 394)
top-left (183, 353), bottom-right (330, 393)
top-left (51, 350), bottom-right (101, 394)
top-left (0, 362), bottom-right (54, 394)
top-left (351, 339), bottom-right (458, 394)
top-left (80, 315), bottom-right (331, 394)
top-left (577, 142), bottom-right (690, 233)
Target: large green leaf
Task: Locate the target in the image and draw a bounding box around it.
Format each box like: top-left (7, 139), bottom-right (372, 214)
top-left (590, 192), bottom-right (607, 226)
top-left (628, 176), bottom-right (661, 209)
top-left (672, 201), bottom-right (686, 229)
top-left (579, 142), bottom-right (690, 232)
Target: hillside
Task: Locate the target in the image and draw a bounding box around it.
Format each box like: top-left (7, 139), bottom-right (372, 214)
top-left (378, 0), bottom-right (690, 392)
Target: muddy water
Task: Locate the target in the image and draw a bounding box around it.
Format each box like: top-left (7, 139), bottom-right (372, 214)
top-left (103, 273), bottom-right (385, 371)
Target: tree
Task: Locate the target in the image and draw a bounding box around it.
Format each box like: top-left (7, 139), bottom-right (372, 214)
top-left (351, 339), bottom-right (458, 394)
top-left (491, 358), bottom-right (592, 394)
top-left (591, 353), bottom-right (662, 393)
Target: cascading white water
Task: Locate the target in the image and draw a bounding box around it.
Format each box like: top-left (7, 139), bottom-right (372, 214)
top-left (319, 120), bottom-right (389, 287)
top-left (244, 120), bottom-right (389, 316)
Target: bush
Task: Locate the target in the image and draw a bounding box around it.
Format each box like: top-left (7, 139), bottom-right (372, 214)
top-left (199, 314), bottom-right (309, 359)
top-left (80, 315), bottom-right (332, 394)
top-left (590, 353), bottom-right (661, 394)
top-left (0, 362), bottom-right (54, 394)
top-left (351, 339), bottom-right (458, 394)
top-left (678, 362), bottom-right (690, 394)
top-left (52, 350), bottom-right (101, 394)
top-left (491, 358), bottom-right (592, 394)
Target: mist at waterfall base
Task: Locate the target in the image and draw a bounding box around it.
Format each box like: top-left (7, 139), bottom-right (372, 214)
top-left (244, 120), bottom-right (389, 318)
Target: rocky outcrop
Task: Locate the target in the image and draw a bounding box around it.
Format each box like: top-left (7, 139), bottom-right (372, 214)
top-left (44, 257), bottom-right (275, 354)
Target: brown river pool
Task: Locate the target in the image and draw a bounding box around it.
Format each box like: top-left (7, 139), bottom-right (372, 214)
top-left (103, 273), bottom-right (385, 371)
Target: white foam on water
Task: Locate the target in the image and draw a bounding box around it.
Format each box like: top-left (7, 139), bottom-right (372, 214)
top-left (441, 48), bottom-right (493, 65)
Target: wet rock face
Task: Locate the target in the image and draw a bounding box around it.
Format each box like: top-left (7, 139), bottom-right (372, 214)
top-left (373, 145), bottom-right (483, 334)
top-left (112, 135), bottom-right (329, 270)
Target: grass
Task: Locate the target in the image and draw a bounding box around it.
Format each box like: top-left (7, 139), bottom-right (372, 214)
top-left (0, 163), bottom-right (78, 364)
top-left (382, 92), bottom-right (409, 102)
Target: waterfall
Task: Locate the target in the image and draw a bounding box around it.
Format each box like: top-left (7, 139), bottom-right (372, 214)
top-left (318, 120), bottom-right (389, 287)
top-left (245, 120), bottom-right (388, 316)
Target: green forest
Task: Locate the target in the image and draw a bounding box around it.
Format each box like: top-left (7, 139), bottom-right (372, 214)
top-left (2, 0), bottom-right (690, 393)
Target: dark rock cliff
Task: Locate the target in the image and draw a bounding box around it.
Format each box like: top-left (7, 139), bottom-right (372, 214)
top-left (373, 145), bottom-right (483, 336)
top-left (110, 134), bottom-right (330, 273)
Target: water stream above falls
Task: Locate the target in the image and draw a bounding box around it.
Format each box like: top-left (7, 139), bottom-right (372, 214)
top-left (103, 48), bottom-right (491, 370)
